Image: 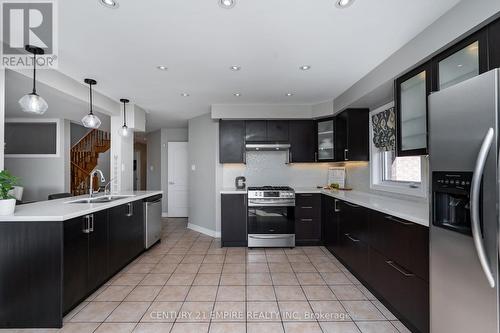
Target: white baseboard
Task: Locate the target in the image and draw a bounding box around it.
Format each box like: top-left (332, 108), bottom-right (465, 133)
top-left (187, 223), bottom-right (221, 238)
top-left (162, 212), bottom-right (168, 217)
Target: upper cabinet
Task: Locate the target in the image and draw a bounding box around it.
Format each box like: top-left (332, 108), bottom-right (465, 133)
top-left (289, 120), bottom-right (316, 163)
top-left (433, 30), bottom-right (488, 91)
top-left (245, 120), bottom-right (289, 142)
top-left (335, 108), bottom-right (369, 162)
top-left (219, 120), bottom-right (246, 163)
top-left (316, 118), bottom-right (335, 162)
top-left (395, 63), bottom-right (432, 156)
top-left (488, 20), bottom-right (500, 70)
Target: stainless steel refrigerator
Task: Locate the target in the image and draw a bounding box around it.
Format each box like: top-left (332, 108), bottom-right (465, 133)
top-left (429, 69), bottom-right (499, 333)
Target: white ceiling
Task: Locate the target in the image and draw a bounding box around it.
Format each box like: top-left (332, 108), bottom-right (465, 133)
top-left (57, 0), bottom-right (461, 130)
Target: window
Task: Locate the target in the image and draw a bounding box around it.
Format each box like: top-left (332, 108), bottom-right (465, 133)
top-left (370, 103), bottom-right (427, 197)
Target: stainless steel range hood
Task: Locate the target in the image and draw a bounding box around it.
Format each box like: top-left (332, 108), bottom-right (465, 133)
top-left (245, 143), bottom-right (291, 151)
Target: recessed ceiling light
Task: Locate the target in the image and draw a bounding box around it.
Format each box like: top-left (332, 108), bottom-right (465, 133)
top-left (234, 93), bottom-right (241, 97)
top-left (286, 93), bottom-right (294, 97)
top-left (300, 65), bottom-right (311, 71)
top-left (181, 93), bottom-right (190, 97)
top-left (335, 0), bottom-right (354, 8)
top-left (157, 65), bottom-right (168, 71)
top-left (99, 0), bottom-right (119, 9)
top-left (457, 64), bottom-right (463, 68)
top-left (219, 0), bottom-right (236, 9)
top-left (230, 65), bottom-right (241, 71)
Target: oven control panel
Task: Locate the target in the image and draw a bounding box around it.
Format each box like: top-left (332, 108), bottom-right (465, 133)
top-left (248, 191), bottom-right (295, 199)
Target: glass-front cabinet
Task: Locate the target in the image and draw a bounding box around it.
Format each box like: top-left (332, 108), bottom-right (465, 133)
top-left (316, 118), bottom-right (334, 162)
top-left (434, 31), bottom-right (487, 91)
top-left (395, 63), bottom-right (431, 156)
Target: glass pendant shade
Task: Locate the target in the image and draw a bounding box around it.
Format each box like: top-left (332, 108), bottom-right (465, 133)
top-left (82, 78), bottom-right (101, 129)
top-left (18, 92), bottom-right (48, 114)
top-left (82, 113), bottom-right (102, 129)
top-left (120, 125), bottom-right (130, 137)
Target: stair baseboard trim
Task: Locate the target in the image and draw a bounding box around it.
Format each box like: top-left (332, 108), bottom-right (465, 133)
top-left (187, 223), bottom-right (221, 238)
top-left (162, 212), bottom-right (168, 218)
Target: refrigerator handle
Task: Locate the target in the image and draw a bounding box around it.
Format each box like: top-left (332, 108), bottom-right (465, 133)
top-left (470, 127), bottom-right (495, 288)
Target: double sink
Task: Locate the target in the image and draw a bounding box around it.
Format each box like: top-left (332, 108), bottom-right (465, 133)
top-left (65, 194), bottom-right (136, 204)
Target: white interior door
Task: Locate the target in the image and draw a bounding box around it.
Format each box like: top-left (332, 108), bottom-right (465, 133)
top-left (168, 142), bottom-right (189, 217)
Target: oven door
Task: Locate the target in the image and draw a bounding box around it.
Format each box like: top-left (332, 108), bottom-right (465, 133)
top-left (247, 205), bottom-right (295, 235)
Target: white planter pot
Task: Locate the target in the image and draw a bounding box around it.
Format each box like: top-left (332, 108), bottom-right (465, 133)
top-left (0, 199), bottom-right (16, 215)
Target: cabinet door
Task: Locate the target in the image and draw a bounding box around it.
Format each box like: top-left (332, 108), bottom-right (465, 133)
top-left (395, 63), bottom-right (432, 156)
top-left (267, 121), bottom-right (289, 142)
top-left (109, 204), bottom-right (131, 274)
top-left (316, 118), bottom-right (335, 162)
top-left (88, 210), bottom-right (109, 291)
top-left (221, 194), bottom-right (247, 247)
top-left (63, 216), bottom-right (89, 313)
top-left (289, 120), bottom-right (315, 163)
top-left (219, 120), bottom-right (246, 163)
top-left (435, 30), bottom-right (488, 91)
top-left (245, 121), bottom-right (267, 142)
top-left (322, 195), bottom-right (338, 250)
top-left (489, 19), bottom-right (500, 70)
top-left (334, 109), bottom-right (369, 162)
top-left (130, 200), bottom-right (145, 257)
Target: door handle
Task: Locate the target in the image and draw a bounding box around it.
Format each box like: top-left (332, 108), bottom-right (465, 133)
top-left (334, 199), bottom-right (340, 212)
top-left (470, 127), bottom-right (495, 288)
top-left (126, 202), bottom-right (134, 217)
top-left (344, 233), bottom-right (360, 242)
top-left (386, 261), bottom-right (414, 277)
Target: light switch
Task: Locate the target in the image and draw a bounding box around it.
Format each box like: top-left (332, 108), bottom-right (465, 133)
top-left (191, 164), bottom-right (196, 171)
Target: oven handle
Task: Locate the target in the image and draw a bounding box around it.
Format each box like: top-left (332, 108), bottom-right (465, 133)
top-left (248, 235), bottom-right (294, 240)
top-left (248, 200), bottom-right (295, 207)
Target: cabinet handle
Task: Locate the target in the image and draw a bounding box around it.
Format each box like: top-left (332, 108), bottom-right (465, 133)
top-left (89, 214), bottom-right (94, 232)
top-left (126, 203), bottom-right (134, 217)
top-left (344, 149), bottom-right (349, 161)
top-left (334, 199), bottom-right (340, 212)
top-left (386, 261), bottom-right (415, 277)
top-left (301, 218), bottom-right (313, 222)
top-left (301, 206), bottom-right (313, 209)
top-left (243, 151), bottom-right (246, 164)
top-left (82, 215), bottom-right (91, 234)
top-left (299, 194), bottom-right (313, 197)
top-left (385, 215), bottom-right (412, 226)
top-left (344, 202), bottom-right (360, 208)
top-left (344, 233), bottom-right (360, 242)
top-left (315, 152), bottom-right (318, 162)
top-left (289, 150), bottom-right (293, 163)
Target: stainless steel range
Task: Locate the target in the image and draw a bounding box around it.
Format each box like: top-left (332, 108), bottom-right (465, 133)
top-left (247, 186), bottom-right (295, 248)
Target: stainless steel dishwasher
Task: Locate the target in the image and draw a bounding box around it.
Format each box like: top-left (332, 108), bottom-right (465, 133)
top-left (144, 194), bottom-right (162, 248)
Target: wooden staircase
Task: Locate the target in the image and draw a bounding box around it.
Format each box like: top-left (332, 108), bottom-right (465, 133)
top-left (71, 129), bottom-right (111, 196)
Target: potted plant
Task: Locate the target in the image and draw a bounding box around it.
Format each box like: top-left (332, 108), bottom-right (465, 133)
top-left (0, 170), bottom-right (19, 215)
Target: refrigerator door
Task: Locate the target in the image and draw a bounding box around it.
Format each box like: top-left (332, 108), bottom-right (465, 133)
top-left (429, 69), bottom-right (499, 333)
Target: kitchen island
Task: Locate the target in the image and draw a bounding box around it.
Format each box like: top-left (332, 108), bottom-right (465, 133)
top-left (0, 191), bottom-right (162, 329)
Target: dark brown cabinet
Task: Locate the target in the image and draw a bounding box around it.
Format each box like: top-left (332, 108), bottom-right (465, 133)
top-left (221, 194), bottom-right (247, 247)
top-left (109, 201), bottom-right (144, 275)
top-left (245, 120), bottom-right (267, 142)
top-left (219, 120), bottom-right (246, 163)
top-left (316, 117), bottom-right (335, 162)
top-left (289, 120), bottom-right (316, 163)
top-left (295, 193), bottom-right (322, 245)
top-left (489, 19), bottom-right (500, 70)
top-left (335, 109), bottom-right (369, 161)
top-left (267, 120), bottom-right (289, 142)
top-left (245, 120), bottom-right (289, 142)
top-left (322, 195), bottom-right (338, 251)
top-left (63, 210), bottom-right (109, 313)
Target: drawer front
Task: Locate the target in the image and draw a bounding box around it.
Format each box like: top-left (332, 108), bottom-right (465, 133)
top-left (337, 232), bottom-right (369, 278)
top-left (370, 249), bottom-right (429, 333)
top-left (295, 217), bottom-right (321, 242)
top-left (370, 211), bottom-right (428, 281)
top-left (295, 193), bottom-right (321, 207)
top-left (295, 205), bottom-right (321, 219)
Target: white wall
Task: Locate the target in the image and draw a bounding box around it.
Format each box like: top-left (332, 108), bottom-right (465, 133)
top-left (146, 130), bottom-right (162, 191)
top-left (188, 114), bottom-right (219, 236)
top-left (110, 114), bottom-right (134, 192)
top-left (334, 0), bottom-right (500, 113)
top-left (212, 104), bottom-right (314, 119)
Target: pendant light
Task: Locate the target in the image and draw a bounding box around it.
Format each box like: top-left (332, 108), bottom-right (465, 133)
top-left (18, 45), bottom-right (48, 114)
top-left (119, 98), bottom-right (130, 137)
top-left (82, 78), bottom-right (102, 129)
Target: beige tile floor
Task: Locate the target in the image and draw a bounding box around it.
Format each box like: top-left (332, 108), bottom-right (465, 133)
top-left (2, 218), bottom-right (413, 333)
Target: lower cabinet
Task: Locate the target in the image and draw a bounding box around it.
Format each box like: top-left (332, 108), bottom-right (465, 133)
top-left (323, 196), bottom-right (429, 333)
top-left (295, 193), bottom-right (322, 245)
top-left (221, 194), bottom-right (247, 247)
top-left (63, 210), bottom-right (108, 313)
top-left (109, 201), bottom-right (144, 275)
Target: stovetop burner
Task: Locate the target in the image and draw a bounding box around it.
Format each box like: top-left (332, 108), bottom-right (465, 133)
top-left (248, 186), bottom-right (293, 191)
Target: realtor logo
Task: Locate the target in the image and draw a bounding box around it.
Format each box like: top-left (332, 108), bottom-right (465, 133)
top-left (1, 0), bottom-right (58, 68)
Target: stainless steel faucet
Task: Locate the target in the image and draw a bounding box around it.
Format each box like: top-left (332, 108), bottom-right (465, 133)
top-left (89, 169), bottom-right (106, 198)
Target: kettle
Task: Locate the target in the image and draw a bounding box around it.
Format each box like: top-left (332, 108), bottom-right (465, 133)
top-left (235, 176), bottom-right (246, 190)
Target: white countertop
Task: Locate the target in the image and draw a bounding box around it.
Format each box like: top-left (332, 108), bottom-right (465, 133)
top-left (220, 187), bottom-right (429, 227)
top-left (220, 188), bottom-right (248, 194)
top-left (0, 191), bottom-right (163, 222)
